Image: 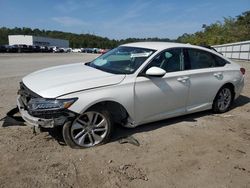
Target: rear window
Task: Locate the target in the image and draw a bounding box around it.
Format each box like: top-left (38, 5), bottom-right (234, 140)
top-left (213, 55), bottom-right (228, 67)
top-left (187, 49), bottom-right (216, 69)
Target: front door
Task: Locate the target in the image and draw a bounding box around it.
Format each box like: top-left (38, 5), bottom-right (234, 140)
top-left (134, 48), bottom-right (190, 124)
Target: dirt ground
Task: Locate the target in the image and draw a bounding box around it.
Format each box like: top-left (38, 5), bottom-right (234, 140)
top-left (0, 53), bottom-right (249, 188)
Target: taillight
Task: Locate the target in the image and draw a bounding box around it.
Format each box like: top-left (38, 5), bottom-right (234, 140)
top-left (240, 68), bottom-right (245, 75)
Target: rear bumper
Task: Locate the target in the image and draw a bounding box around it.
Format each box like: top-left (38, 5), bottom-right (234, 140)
top-left (234, 76), bottom-right (244, 99)
top-left (17, 95), bottom-right (71, 128)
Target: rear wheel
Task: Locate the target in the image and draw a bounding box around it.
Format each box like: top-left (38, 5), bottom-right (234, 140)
top-left (212, 86), bottom-right (233, 113)
top-left (63, 107), bottom-right (113, 148)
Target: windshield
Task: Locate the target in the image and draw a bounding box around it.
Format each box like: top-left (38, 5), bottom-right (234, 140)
top-left (88, 46), bottom-right (155, 74)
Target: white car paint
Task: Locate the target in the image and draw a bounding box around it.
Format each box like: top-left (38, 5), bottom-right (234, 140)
top-left (20, 42), bottom-right (245, 127)
top-left (23, 63), bottom-right (125, 98)
top-left (145, 66), bottom-right (166, 76)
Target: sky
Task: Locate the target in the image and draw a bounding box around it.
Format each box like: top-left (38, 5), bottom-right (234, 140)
top-left (0, 0), bottom-right (249, 39)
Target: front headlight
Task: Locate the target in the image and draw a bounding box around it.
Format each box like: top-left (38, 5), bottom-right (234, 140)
top-left (28, 98), bottom-right (78, 111)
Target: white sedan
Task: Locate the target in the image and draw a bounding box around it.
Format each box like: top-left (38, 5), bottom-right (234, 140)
top-left (17, 42), bottom-right (245, 148)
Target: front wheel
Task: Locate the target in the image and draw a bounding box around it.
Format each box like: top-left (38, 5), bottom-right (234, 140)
top-left (212, 86), bottom-right (233, 113)
top-left (63, 107), bottom-right (113, 148)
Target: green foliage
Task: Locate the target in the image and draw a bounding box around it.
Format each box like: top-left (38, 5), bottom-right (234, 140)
top-left (0, 27), bottom-right (120, 48)
top-left (177, 11), bottom-right (250, 45)
top-left (0, 27), bottom-right (171, 48)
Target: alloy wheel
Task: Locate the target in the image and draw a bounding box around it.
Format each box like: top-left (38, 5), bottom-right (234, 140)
top-left (70, 111), bottom-right (108, 147)
top-left (217, 88), bottom-right (232, 111)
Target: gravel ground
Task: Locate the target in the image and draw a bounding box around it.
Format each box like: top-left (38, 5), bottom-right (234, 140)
top-left (0, 53), bottom-right (249, 188)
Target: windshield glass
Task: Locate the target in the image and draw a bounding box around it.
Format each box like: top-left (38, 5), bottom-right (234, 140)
top-left (89, 46), bottom-right (155, 74)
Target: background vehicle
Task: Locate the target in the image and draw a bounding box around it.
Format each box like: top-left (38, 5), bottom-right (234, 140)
top-left (99, 48), bottom-right (109, 54)
top-left (31, 45), bottom-right (41, 53)
top-left (40, 46), bottom-right (51, 53)
top-left (0, 45), bottom-right (7, 52)
top-left (92, 48), bottom-right (99, 53)
top-left (51, 46), bottom-right (64, 53)
top-left (72, 48), bottom-right (81, 53)
top-left (83, 48), bottom-right (94, 53)
top-left (17, 42), bottom-right (245, 148)
top-left (13, 44), bottom-right (33, 53)
top-left (5, 45), bottom-right (18, 52)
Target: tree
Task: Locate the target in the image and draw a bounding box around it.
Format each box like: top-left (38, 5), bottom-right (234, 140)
top-left (177, 11), bottom-right (250, 45)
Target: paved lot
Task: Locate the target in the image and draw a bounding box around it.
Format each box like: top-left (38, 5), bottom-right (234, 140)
top-left (0, 53), bottom-right (249, 188)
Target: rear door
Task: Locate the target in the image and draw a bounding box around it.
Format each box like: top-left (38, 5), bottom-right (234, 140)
top-left (184, 48), bottom-right (227, 113)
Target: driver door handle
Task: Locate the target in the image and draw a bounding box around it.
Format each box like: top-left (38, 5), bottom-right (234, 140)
top-left (177, 76), bottom-right (189, 83)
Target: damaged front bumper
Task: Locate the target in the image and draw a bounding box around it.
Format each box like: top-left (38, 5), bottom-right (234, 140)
top-left (17, 95), bottom-right (75, 128)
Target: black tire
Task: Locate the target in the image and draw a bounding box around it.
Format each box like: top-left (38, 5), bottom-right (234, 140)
top-left (212, 86), bottom-right (234, 113)
top-left (62, 106), bottom-right (113, 148)
top-left (63, 121), bottom-right (81, 149)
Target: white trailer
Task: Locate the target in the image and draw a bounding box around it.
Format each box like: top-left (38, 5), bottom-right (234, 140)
top-left (8, 35), bottom-right (69, 48)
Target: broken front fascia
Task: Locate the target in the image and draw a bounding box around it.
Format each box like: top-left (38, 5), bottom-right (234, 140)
top-left (17, 95), bottom-right (76, 128)
top-left (17, 82), bottom-right (78, 128)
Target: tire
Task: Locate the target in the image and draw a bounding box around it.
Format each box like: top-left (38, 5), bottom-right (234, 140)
top-left (212, 86), bottom-right (233, 113)
top-left (62, 106), bottom-right (113, 148)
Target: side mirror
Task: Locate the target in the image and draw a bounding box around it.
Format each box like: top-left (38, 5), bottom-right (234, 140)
top-left (146, 66), bottom-right (166, 77)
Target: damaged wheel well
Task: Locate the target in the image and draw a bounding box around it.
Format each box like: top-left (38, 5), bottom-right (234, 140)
top-left (86, 101), bottom-right (130, 124)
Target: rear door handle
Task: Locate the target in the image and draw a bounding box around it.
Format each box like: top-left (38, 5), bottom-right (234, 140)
top-left (214, 72), bottom-right (222, 78)
top-left (177, 76), bottom-right (189, 83)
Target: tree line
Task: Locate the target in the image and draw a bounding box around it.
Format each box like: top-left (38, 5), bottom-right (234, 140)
top-left (177, 11), bottom-right (250, 45)
top-left (0, 11), bottom-right (249, 48)
top-left (0, 27), bottom-right (172, 48)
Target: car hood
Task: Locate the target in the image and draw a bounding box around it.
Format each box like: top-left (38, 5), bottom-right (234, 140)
top-left (22, 63), bottom-right (125, 98)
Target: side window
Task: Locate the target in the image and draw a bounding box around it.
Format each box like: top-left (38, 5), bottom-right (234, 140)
top-left (145, 48), bottom-right (183, 72)
top-left (213, 55), bottom-right (227, 67)
top-left (187, 49), bottom-right (216, 69)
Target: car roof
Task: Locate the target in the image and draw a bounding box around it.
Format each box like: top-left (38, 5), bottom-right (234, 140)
top-left (121, 41), bottom-right (208, 51)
